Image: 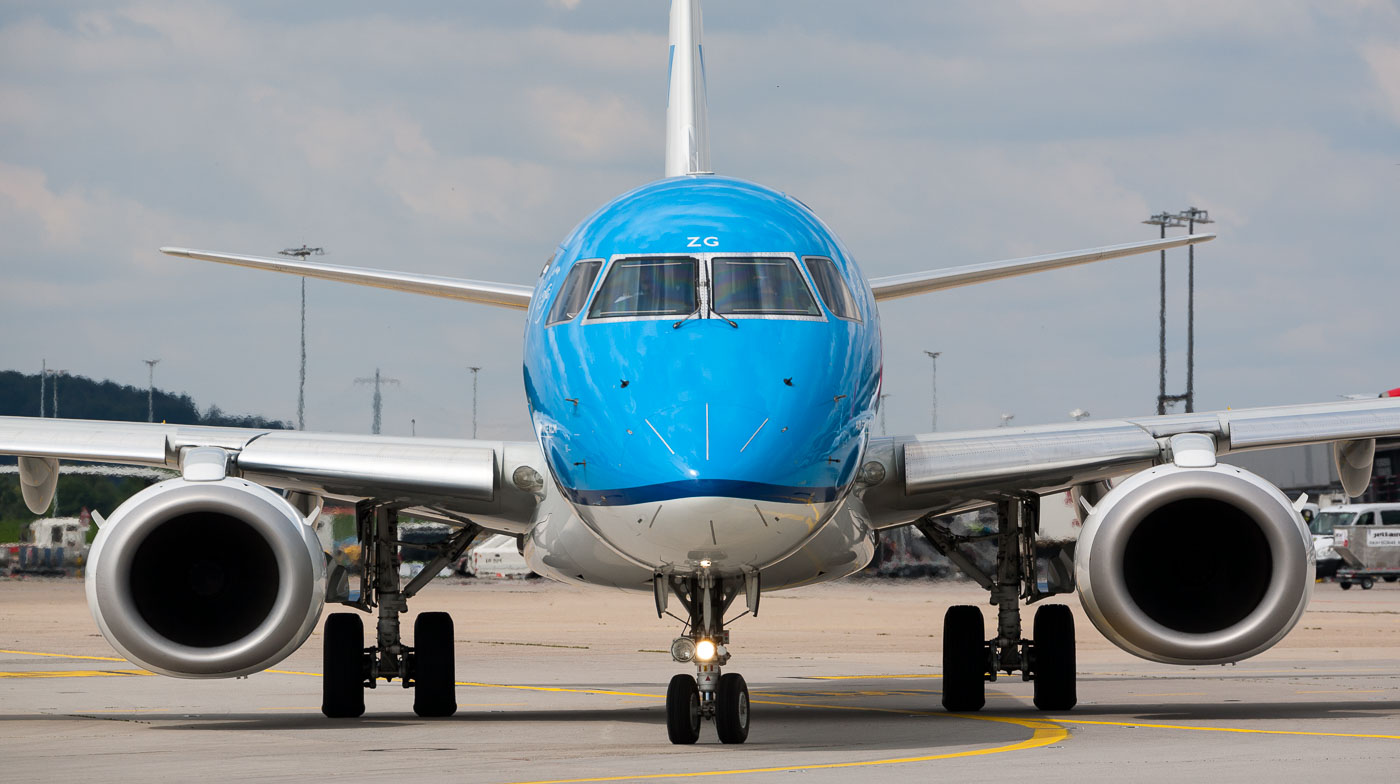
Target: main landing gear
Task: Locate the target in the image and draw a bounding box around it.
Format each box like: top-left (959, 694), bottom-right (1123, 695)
top-left (917, 497), bottom-right (1078, 713)
top-left (655, 570), bottom-right (757, 744)
top-left (322, 502), bottom-right (480, 719)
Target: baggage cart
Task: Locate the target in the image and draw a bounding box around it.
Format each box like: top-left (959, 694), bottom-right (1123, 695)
top-left (1332, 525), bottom-right (1400, 590)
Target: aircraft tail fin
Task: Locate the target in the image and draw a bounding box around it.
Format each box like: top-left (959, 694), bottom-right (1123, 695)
top-left (665, 0), bottom-right (711, 177)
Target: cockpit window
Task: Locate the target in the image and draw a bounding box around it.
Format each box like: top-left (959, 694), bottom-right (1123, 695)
top-left (710, 257), bottom-right (820, 316)
top-left (546, 259), bottom-right (602, 325)
top-left (804, 256), bottom-right (860, 321)
top-left (588, 257), bottom-right (698, 318)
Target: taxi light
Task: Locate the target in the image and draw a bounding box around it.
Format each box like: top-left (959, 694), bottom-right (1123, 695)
top-left (695, 639), bottom-right (717, 662)
top-left (670, 637), bottom-right (696, 663)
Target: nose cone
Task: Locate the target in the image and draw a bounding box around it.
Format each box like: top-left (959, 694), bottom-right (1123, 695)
top-left (537, 321), bottom-right (864, 508)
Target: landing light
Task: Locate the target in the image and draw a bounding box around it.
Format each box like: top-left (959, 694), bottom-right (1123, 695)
top-left (695, 639), bottom-right (717, 662)
top-left (670, 637), bottom-right (697, 663)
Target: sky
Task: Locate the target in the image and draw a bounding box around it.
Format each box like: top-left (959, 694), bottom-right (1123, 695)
top-left (1, 0), bottom-right (1398, 440)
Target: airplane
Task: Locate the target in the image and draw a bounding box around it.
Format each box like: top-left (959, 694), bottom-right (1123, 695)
top-left (5, 0), bottom-right (1400, 746)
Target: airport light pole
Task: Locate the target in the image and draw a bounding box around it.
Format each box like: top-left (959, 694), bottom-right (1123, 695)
top-left (923, 351), bottom-right (941, 432)
top-left (468, 366), bottom-right (481, 439)
top-left (44, 366), bottom-right (68, 515)
top-left (1143, 212), bottom-right (1186, 415)
top-left (46, 368), bottom-right (68, 419)
top-left (353, 369), bottom-right (400, 435)
top-left (143, 359), bottom-right (160, 422)
top-left (1173, 207), bottom-right (1213, 414)
top-left (39, 359), bottom-right (46, 417)
top-left (279, 245), bottom-right (324, 431)
top-left (879, 393), bottom-right (891, 436)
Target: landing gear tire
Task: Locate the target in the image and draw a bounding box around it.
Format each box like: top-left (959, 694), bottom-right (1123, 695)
top-left (666, 674), bottom-right (701, 745)
top-left (941, 605), bottom-right (986, 712)
top-left (715, 672), bottom-right (750, 744)
top-left (413, 611), bottom-right (457, 718)
top-left (1032, 604), bottom-right (1077, 711)
top-left (322, 613), bottom-right (365, 718)
top-left (1361, 577), bottom-right (1376, 590)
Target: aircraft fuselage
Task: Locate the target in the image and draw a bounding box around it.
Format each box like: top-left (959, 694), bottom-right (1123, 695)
top-left (521, 175), bottom-right (882, 588)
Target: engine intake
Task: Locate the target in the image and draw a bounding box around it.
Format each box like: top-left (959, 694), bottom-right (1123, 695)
top-left (86, 477), bottom-right (327, 678)
top-left (1075, 463), bottom-right (1312, 665)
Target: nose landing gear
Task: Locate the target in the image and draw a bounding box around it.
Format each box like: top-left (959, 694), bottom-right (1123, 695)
top-left (656, 570), bottom-right (754, 744)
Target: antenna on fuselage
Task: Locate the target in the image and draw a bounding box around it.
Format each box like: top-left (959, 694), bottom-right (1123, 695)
top-left (664, 0), bottom-right (712, 177)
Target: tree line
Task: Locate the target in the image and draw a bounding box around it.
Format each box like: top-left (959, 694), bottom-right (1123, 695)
top-left (1, 369), bottom-right (289, 528)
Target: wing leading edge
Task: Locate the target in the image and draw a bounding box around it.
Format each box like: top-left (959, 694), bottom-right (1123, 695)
top-left (0, 416), bottom-right (544, 530)
top-left (868, 234), bottom-right (1216, 301)
top-left (859, 397), bottom-right (1400, 526)
top-left (159, 247), bottom-right (534, 310)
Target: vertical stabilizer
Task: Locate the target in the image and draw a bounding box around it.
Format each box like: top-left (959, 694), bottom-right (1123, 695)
top-left (665, 0), bottom-right (711, 177)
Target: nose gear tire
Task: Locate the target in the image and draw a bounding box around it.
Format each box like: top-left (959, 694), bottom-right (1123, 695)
top-left (666, 674), bottom-right (702, 744)
top-left (715, 672), bottom-right (750, 744)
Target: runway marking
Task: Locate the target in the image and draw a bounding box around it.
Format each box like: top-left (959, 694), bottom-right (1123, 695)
top-left (0, 648), bottom-right (127, 662)
top-left (1048, 718), bottom-right (1400, 740)
top-left (806, 673), bottom-right (941, 680)
top-left (0, 669), bottom-right (150, 679)
top-left (1295, 689), bottom-right (1387, 694)
top-left (8, 648), bottom-right (1398, 748)
top-left (500, 716), bottom-right (1065, 784)
top-left (1132, 692), bottom-right (1208, 697)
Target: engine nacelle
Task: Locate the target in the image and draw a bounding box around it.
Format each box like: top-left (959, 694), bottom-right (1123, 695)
top-left (86, 477), bottom-right (327, 678)
top-left (1075, 463), bottom-right (1313, 665)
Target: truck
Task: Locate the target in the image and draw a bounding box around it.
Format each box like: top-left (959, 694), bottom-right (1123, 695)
top-left (2, 515), bottom-right (93, 575)
top-left (1328, 503), bottom-right (1400, 588)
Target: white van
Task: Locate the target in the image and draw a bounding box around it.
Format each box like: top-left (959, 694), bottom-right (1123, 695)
top-left (1311, 503), bottom-right (1400, 579)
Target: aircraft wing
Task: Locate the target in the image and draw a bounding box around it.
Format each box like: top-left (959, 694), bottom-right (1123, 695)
top-left (160, 247), bottom-right (534, 310)
top-left (858, 397), bottom-right (1400, 526)
top-left (0, 416), bottom-right (544, 528)
top-left (867, 234), bottom-right (1215, 302)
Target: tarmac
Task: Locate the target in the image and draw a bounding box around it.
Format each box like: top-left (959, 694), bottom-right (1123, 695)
top-left (1, 576), bottom-right (1398, 782)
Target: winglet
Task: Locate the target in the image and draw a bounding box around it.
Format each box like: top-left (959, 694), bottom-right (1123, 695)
top-left (665, 0), bottom-right (711, 177)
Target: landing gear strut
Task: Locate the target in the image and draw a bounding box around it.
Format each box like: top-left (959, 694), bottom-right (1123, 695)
top-left (916, 497), bottom-right (1077, 712)
top-left (321, 502), bottom-right (480, 718)
top-left (656, 570), bottom-right (753, 744)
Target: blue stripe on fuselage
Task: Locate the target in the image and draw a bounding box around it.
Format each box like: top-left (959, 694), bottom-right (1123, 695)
top-left (564, 479), bottom-right (840, 507)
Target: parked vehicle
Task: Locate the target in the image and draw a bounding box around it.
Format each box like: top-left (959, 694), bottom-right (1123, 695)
top-left (1310, 503), bottom-right (1400, 581)
top-left (1324, 504), bottom-right (1400, 588)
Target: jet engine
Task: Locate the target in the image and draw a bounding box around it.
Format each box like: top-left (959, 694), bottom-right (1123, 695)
top-left (1074, 462), bottom-right (1313, 665)
top-left (86, 477), bottom-right (327, 678)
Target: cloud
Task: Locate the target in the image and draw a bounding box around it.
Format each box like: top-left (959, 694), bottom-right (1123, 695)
top-left (1362, 43), bottom-right (1400, 126)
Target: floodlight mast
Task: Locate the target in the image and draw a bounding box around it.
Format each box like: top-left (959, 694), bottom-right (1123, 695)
top-left (279, 245), bottom-right (324, 431)
top-left (143, 359), bottom-right (161, 422)
top-left (353, 368), bottom-right (400, 435)
top-left (1175, 208), bottom-right (1213, 414)
top-left (468, 366), bottom-right (481, 439)
top-left (1143, 212), bottom-right (1186, 415)
top-left (923, 350), bottom-right (941, 432)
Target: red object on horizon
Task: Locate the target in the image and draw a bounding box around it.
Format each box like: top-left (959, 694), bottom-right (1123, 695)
top-left (1384, 388), bottom-right (1400, 398)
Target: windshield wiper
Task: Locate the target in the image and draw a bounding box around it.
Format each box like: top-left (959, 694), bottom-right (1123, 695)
top-left (672, 306), bottom-right (703, 329)
top-left (710, 304), bottom-right (739, 328)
